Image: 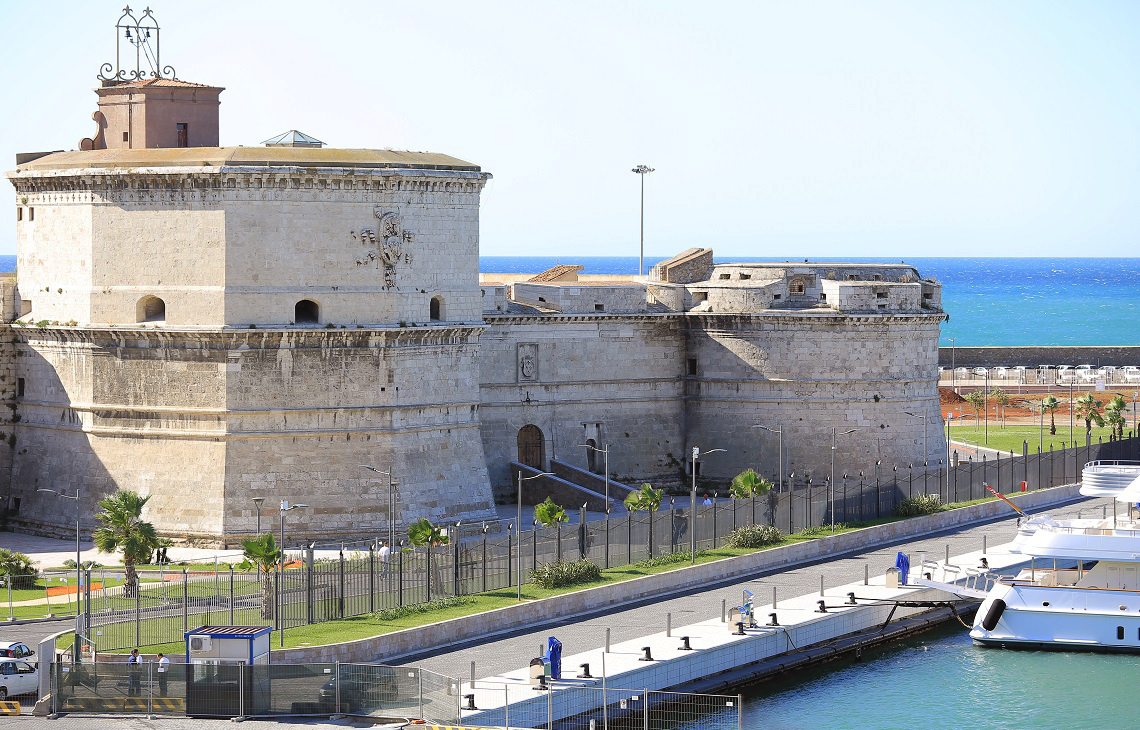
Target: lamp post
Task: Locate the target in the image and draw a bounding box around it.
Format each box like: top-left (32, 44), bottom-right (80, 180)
top-left (360, 465), bottom-right (397, 556)
top-left (631, 164), bottom-right (654, 277)
top-left (689, 446), bottom-right (726, 563)
top-left (38, 487), bottom-right (82, 658)
top-left (945, 338), bottom-right (956, 391)
top-left (830, 429), bottom-right (857, 530)
top-left (278, 500), bottom-right (309, 646)
top-left (903, 411), bottom-right (929, 462)
top-left (577, 443), bottom-right (610, 509)
top-left (252, 497), bottom-right (265, 534)
top-left (517, 471), bottom-right (554, 601)
top-left (985, 369), bottom-right (990, 445)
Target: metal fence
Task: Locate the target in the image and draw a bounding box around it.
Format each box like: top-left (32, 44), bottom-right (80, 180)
top-left (52, 434), bottom-right (1140, 653)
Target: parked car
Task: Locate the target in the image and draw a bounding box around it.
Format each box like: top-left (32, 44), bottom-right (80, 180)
top-left (0, 642), bottom-right (35, 662)
top-left (0, 660), bottom-right (38, 700)
top-left (316, 667), bottom-right (399, 714)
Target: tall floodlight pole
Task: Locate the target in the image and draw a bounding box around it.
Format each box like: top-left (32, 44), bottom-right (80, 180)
top-left (830, 429), bottom-right (857, 530)
top-left (631, 165), bottom-right (654, 276)
top-left (38, 487), bottom-right (81, 658)
top-left (361, 465), bottom-right (397, 554)
top-left (945, 338), bottom-right (956, 391)
top-left (252, 497), bottom-right (265, 534)
top-left (517, 471), bottom-right (554, 601)
top-left (689, 447), bottom-right (726, 563)
top-left (278, 500), bottom-right (309, 646)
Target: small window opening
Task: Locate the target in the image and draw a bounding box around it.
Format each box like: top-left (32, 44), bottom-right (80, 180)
top-left (16, 378), bottom-right (25, 397)
top-left (877, 292), bottom-right (888, 299)
top-left (538, 296), bottom-right (546, 303)
top-left (789, 278), bottom-right (805, 295)
top-left (819, 293), bottom-right (826, 301)
top-left (16, 208), bottom-right (22, 222)
top-left (739, 274), bottom-right (751, 280)
top-left (873, 274), bottom-right (883, 281)
top-left (176, 123), bottom-right (188, 148)
top-left (923, 292), bottom-right (933, 300)
top-left (719, 273), bottom-right (731, 280)
top-left (137, 295), bottom-right (166, 322)
top-left (847, 274), bottom-right (857, 281)
top-left (28, 207), bottom-right (34, 222)
top-left (429, 296), bottom-right (443, 321)
top-left (295, 299), bottom-right (319, 324)
top-left (692, 291), bottom-right (708, 303)
top-left (123, 131), bottom-right (129, 143)
top-left (594, 303), bottom-right (605, 312)
top-left (1118, 626), bottom-right (1125, 640)
top-left (877, 304), bottom-right (887, 310)
top-left (773, 293), bottom-right (782, 300)
top-left (687, 358), bottom-right (698, 376)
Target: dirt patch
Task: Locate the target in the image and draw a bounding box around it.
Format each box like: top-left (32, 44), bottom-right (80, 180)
top-left (939, 387), bottom-right (966, 406)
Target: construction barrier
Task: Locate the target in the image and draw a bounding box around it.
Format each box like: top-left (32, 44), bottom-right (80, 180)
top-left (0, 700), bottom-right (21, 715)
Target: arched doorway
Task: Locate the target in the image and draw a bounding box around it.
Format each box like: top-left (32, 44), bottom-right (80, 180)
top-left (430, 296), bottom-right (443, 321)
top-left (585, 438), bottom-right (598, 473)
top-left (137, 295), bottom-right (166, 322)
top-left (517, 425), bottom-right (545, 469)
top-left (295, 299), bottom-right (319, 324)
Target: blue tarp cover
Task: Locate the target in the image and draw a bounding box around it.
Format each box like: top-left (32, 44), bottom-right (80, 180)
top-left (895, 552), bottom-right (910, 585)
top-left (545, 637), bottom-right (563, 680)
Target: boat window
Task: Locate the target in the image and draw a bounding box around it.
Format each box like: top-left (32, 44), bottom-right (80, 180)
top-left (1117, 626), bottom-right (1125, 640)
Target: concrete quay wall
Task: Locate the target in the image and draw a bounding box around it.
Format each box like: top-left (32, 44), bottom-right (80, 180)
top-left (271, 482), bottom-right (1082, 664)
top-left (938, 345), bottom-right (1140, 368)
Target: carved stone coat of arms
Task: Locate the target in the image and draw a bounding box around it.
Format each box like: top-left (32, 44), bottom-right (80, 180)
top-left (351, 208), bottom-right (415, 289)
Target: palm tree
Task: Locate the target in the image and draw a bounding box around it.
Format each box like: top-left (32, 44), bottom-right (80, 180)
top-left (239, 533), bottom-right (281, 620)
top-left (1105, 395), bottom-right (1127, 440)
top-left (534, 497), bottom-right (568, 527)
top-left (1040, 396), bottom-right (1061, 436)
top-left (92, 491), bottom-right (161, 598)
top-left (730, 469), bottom-right (773, 498)
top-left (623, 484), bottom-right (663, 512)
top-left (407, 518), bottom-right (448, 546)
top-left (1072, 393), bottom-right (1106, 447)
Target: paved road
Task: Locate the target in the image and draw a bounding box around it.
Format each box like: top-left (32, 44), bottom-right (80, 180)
top-left (395, 496), bottom-right (1109, 679)
top-left (6, 716), bottom-right (389, 729)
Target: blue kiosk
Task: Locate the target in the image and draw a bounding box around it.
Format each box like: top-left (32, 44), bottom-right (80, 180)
top-left (184, 626), bottom-right (272, 718)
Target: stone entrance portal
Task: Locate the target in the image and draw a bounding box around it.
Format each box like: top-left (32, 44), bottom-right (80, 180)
top-left (517, 424), bottom-right (545, 469)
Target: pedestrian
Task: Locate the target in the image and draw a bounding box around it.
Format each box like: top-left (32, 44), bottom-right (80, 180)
top-left (702, 494), bottom-right (713, 506)
top-left (377, 540), bottom-right (391, 574)
top-left (127, 649), bottom-right (142, 696)
top-left (156, 652), bottom-right (169, 696)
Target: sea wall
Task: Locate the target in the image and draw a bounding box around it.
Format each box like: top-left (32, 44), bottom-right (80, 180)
top-left (939, 346), bottom-right (1140, 368)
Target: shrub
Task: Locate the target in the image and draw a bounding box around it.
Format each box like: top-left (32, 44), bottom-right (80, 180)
top-left (634, 551), bottom-right (704, 568)
top-left (374, 595), bottom-right (474, 621)
top-left (797, 524), bottom-right (848, 537)
top-left (530, 559), bottom-right (602, 589)
top-left (894, 494), bottom-right (943, 517)
top-left (534, 497), bottom-right (568, 527)
top-left (726, 524), bottom-right (784, 548)
top-left (0, 548), bottom-right (38, 588)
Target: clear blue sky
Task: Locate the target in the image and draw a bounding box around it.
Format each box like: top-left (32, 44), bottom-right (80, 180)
top-left (3, 0), bottom-right (1140, 258)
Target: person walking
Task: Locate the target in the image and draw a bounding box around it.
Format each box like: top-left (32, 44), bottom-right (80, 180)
top-left (377, 540), bottom-right (391, 575)
top-left (126, 649), bottom-right (142, 697)
top-left (156, 652), bottom-right (169, 697)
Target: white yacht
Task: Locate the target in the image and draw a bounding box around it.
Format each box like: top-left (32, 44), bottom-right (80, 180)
top-left (970, 474), bottom-right (1140, 652)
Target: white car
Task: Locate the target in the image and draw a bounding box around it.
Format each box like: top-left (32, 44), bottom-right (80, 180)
top-left (0, 642), bottom-right (35, 662)
top-left (0, 659), bottom-right (38, 700)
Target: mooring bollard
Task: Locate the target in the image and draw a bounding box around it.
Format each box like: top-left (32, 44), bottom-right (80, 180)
top-left (464, 694), bottom-right (477, 711)
top-left (578, 663), bottom-right (592, 678)
top-left (678, 636), bottom-right (692, 651)
top-left (816, 600), bottom-right (827, 613)
top-left (639, 646), bottom-right (654, 661)
top-left (846, 592), bottom-right (856, 605)
top-left (733, 621), bottom-right (746, 636)
top-left (767, 612), bottom-right (779, 626)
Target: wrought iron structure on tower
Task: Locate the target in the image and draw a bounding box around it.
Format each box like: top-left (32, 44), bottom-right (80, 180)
top-left (98, 6), bottom-right (176, 83)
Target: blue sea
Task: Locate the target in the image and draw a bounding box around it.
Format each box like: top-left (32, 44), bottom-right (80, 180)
top-left (1, 255), bottom-right (1134, 346)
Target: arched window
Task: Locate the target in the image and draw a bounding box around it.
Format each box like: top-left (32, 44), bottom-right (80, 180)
top-left (136, 296), bottom-right (166, 322)
top-left (295, 299), bottom-right (319, 325)
top-left (517, 424), bottom-right (546, 469)
top-left (789, 278), bottom-right (805, 296)
top-left (430, 295), bottom-right (444, 321)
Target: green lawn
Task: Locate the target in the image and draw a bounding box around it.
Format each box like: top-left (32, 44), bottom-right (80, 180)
top-left (949, 422), bottom-right (1118, 454)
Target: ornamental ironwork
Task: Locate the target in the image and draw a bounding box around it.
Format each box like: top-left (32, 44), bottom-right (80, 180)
top-left (97, 6), bottom-right (176, 83)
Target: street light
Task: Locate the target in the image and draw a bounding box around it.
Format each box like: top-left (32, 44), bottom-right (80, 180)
top-left (576, 443), bottom-right (610, 510)
top-left (944, 338), bottom-right (956, 391)
top-left (631, 164), bottom-right (655, 277)
top-left (252, 497), bottom-right (265, 534)
top-left (689, 446), bottom-right (726, 564)
top-left (38, 487), bottom-right (82, 658)
top-left (360, 465), bottom-right (397, 555)
top-left (903, 411), bottom-right (929, 461)
top-left (830, 429), bottom-right (858, 530)
top-left (517, 470), bottom-right (554, 601)
top-left (278, 501), bottom-right (309, 646)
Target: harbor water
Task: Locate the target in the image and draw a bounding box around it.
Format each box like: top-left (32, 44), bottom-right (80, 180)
top-left (740, 622), bottom-right (1140, 729)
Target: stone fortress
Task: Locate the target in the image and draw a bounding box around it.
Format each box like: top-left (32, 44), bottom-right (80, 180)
top-left (0, 54), bottom-right (947, 545)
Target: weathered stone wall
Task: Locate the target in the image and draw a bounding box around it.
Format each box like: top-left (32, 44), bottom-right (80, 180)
top-left (511, 283), bottom-right (648, 314)
top-left (938, 346), bottom-right (1140, 368)
top-left (479, 316), bottom-right (687, 499)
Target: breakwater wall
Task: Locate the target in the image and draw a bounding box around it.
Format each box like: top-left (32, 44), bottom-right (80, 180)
top-left (939, 346), bottom-right (1140, 368)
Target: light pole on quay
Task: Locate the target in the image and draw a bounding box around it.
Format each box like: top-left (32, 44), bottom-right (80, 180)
top-left (690, 446), bottom-right (726, 564)
top-left (830, 429), bottom-right (857, 530)
top-left (252, 497), bottom-right (265, 534)
top-left (38, 486), bottom-right (83, 658)
top-left (631, 164), bottom-right (654, 277)
top-left (517, 471), bottom-right (554, 601)
top-left (360, 465), bottom-right (397, 555)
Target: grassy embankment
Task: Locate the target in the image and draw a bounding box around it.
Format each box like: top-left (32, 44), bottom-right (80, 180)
top-left (71, 496), bottom-right (1004, 656)
top-left (949, 423), bottom-right (1118, 454)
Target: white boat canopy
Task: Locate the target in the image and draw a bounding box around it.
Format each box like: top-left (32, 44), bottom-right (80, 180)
top-left (1114, 473), bottom-right (1140, 503)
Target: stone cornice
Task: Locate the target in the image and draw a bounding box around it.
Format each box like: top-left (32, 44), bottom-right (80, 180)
top-left (482, 311), bottom-right (947, 326)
